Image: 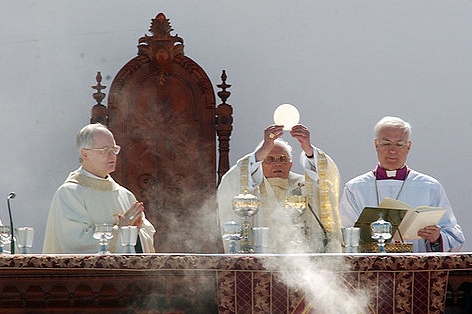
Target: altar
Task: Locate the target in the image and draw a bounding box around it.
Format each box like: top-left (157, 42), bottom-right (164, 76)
top-left (0, 253), bottom-right (471, 313)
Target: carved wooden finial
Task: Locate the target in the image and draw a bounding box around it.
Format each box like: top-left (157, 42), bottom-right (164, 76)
top-left (216, 70), bottom-right (233, 184)
top-left (149, 13), bottom-right (175, 39)
top-left (90, 71), bottom-right (108, 125)
top-left (137, 13), bottom-right (184, 85)
top-left (217, 70), bottom-right (232, 105)
top-left (92, 72), bottom-right (106, 105)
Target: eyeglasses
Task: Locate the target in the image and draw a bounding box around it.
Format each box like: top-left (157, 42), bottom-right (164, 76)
top-left (264, 155), bottom-right (291, 164)
top-left (376, 140), bottom-right (409, 149)
top-left (85, 145), bottom-right (121, 155)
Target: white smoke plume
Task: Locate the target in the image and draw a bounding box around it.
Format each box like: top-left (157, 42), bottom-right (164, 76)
top-left (263, 254), bottom-right (371, 314)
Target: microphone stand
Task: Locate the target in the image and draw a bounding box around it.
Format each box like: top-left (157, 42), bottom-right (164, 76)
top-left (308, 203), bottom-right (328, 252)
top-left (7, 192), bottom-right (15, 254)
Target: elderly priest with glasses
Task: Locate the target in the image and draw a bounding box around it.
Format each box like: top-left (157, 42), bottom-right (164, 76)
top-left (43, 123), bottom-right (155, 254)
top-left (339, 116), bottom-right (464, 252)
top-left (217, 124), bottom-right (343, 253)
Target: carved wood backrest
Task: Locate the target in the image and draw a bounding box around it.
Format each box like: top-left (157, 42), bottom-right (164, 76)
top-left (90, 13), bottom-right (232, 253)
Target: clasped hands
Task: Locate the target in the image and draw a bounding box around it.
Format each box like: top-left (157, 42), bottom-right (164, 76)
top-left (117, 201), bottom-right (144, 228)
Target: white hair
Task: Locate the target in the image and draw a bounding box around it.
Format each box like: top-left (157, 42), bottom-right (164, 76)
top-left (374, 116), bottom-right (412, 140)
top-left (76, 123), bottom-right (112, 163)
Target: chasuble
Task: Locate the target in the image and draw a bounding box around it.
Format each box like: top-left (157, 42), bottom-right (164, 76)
top-left (43, 167), bottom-right (155, 253)
top-left (217, 147), bottom-right (342, 253)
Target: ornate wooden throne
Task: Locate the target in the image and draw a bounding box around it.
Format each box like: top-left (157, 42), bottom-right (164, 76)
top-left (90, 13), bottom-right (233, 253)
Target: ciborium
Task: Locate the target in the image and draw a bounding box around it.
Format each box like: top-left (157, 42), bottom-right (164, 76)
top-left (232, 190), bottom-right (260, 253)
top-left (370, 214), bottom-right (392, 253)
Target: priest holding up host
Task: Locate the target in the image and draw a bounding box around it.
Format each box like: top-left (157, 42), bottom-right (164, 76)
top-left (217, 121), bottom-right (343, 254)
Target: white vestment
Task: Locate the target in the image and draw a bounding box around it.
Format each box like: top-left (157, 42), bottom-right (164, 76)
top-left (340, 169), bottom-right (464, 252)
top-left (217, 147), bottom-right (342, 253)
top-left (43, 167), bottom-right (155, 253)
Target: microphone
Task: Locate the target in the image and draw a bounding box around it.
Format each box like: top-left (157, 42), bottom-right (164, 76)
top-left (308, 203), bottom-right (328, 252)
top-left (7, 192), bottom-right (16, 254)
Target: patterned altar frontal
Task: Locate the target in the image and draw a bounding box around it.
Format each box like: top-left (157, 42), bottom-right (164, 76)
top-left (0, 253), bottom-right (467, 313)
top-left (216, 254), bottom-right (449, 314)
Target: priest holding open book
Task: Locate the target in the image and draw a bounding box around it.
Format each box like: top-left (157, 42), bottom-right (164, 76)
top-left (339, 116), bottom-right (464, 252)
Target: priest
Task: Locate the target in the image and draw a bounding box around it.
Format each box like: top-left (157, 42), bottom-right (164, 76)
top-left (217, 124), bottom-right (342, 253)
top-left (340, 116), bottom-right (464, 252)
top-left (43, 123), bottom-right (155, 253)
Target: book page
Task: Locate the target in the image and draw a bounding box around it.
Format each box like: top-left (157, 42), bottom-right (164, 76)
top-left (398, 207), bottom-right (446, 240)
top-left (379, 197), bottom-right (411, 210)
top-left (380, 198), bottom-right (445, 241)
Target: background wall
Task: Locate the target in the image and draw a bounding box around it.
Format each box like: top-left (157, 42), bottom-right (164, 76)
top-left (1, 0), bottom-right (471, 252)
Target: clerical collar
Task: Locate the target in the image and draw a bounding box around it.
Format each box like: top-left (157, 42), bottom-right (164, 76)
top-left (374, 165), bottom-right (410, 180)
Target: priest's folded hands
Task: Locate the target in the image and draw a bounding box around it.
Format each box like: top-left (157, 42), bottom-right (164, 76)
top-left (117, 201), bottom-right (145, 228)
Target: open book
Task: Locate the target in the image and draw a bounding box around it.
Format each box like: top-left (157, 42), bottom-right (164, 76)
top-left (379, 197), bottom-right (446, 240)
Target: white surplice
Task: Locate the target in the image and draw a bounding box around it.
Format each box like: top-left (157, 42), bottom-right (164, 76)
top-left (340, 169), bottom-right (464, 252)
